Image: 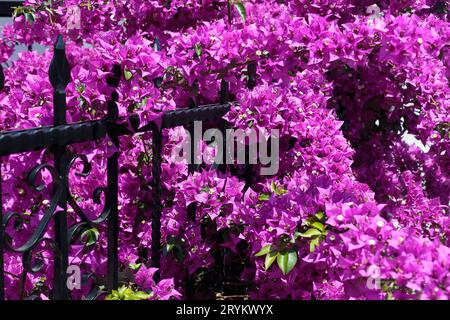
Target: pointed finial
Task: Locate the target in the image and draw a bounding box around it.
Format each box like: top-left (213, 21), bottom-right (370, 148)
top-left (49, 34), bottom-right (71, 90)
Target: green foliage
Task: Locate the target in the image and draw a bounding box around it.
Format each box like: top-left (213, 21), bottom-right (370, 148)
top-left (129, 263), bottom-right (142, 271)
top-left (105, 285), bottom-right (152, 300)
top-left (80, 227), bottom-right (99, 247)
top-left (258, 193), bottom-right (271, 201)
top-left (258, 182), bottom-right (288, 201)
top-left (233, 1), bottom-right (247, 23)
top-left (194, 43), bottom-right (203, 58)
top-left (124, 68), bottom-right (133, 81)
top-left (13, 2), bottom-right (56, 24)
top-left (271, 181), bottom-right (288, 196)
top-left (295, 211), bottom-right (329, 252)
top-left (163, 236), bottom-right (186, 262)
top-left (255, 244), bottom-right (298, 274)
top-left (277, 251), bottom-right (298, 275)
top-left (255, 244), bottom-right (271, 256)
top-left (264, 251), bottom-right (277, 270)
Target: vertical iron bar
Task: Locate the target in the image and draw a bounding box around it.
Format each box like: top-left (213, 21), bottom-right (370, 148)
top-left (49, 34), bottom-right (71, 300)
top-left (243, 62), bottom-right (257, 193)
top-left (151, 31), bottom-right (164, 283)
top-left (247, 61), bottom-right (257, 90)
top-left (187, 98), bottom-right (197, 222)
top-left (227, 0), bottom-right (232, 25)
top-left (219, 79), bottom-right (229, 105)
top-left (0, 160), bottom-right (4, 301)
top-left (151, 124), bottom-right (163, 283)
top-left (218, 79), bottom-right (230, 291)
top-left (219, 80), bottom-right (229, 173)
top-left (188, 98), bottom-right (198, 175)
top-left (106, 65), bottom-right (121, 292)
top-left (0, 64), bottom-right (4, 300)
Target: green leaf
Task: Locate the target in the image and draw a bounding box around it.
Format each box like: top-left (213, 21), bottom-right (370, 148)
top-left (25, 12), bottom-right (35, 24)
top-left (310, 222), bottom-right (325, 233)
top-left (200, 185), bottom-right (211, 193)
top-left (106, 286), bottom-right (152, 300)
top-left (105, 291), bottom-right (119, 300)
top-left (118, 285), bottom-right (127, 297)
top-left (163, 243), bottom-right (175, 255)
top-left (131, 291), bottom-right (152, 300)
top-left (258, 193), bottom-right (271, 201)
top-left (124, 68), bottom-right (133, 81)
top-left (129, 263), bottom-right (142, 271)
top-left (81, 228), bottom-right (99, 246)
top-left (76, 83), bottom-right (86, 94)
top-left (315, 211), bottom-right (325, 220)
top-left (276, 251), bottom-right (298, 275)
top-left (299, 228), bottom-right (322, 238)
top-left (271, 181), bottom-right (288, 195)
top-left (45, 7), bottom-right (55, 16)
top-left (255, 245), bottom-right (271, 257)
top-left (194, 43), bottom-right (202, 58)
top-left (264, 251), bottom-right (277, 270)
top-left (234, 1), bottom-right (246, 23)
top-left (309, 237), bottom-right (320, 252)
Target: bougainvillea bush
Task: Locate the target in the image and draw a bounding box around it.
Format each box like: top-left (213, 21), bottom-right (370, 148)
top-left (0, 0), bottom-right (449, 300)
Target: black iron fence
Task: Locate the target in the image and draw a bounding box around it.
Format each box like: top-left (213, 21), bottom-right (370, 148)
top-left (0, 34), bottom-right (255, 300)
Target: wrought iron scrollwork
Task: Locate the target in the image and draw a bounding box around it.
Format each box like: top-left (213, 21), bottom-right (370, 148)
top-left (66, 154), bottom-right (111, 228)
top-left (1, 163), bottom-right (61, 297)
top-left (64, 153), bottom-right (114, 299)
top-left (2, 164), bottom-right (61, 254)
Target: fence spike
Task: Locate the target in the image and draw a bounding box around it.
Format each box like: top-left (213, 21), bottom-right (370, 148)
top-left (49, 34), bottom-right (71, 91)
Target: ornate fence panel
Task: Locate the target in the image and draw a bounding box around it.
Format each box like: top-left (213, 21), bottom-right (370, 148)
top-left (0, 35), bottom-right (238, 300)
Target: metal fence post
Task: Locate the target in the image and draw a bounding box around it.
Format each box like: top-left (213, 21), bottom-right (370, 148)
top-left (219, 79), bottom-right (229, 174)
top-left (151, 123), bottom-right (163, 283)
top-left (48, 34), bottom-right (71, 300)
top-left (242, 62), bottom-right (257, 193)
top-left (106, 64), bottom-right (121, 291)
top-left (0, 64), bottom-right (4, 301)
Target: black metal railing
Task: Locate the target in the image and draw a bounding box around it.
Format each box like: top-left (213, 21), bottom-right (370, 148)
top-left (0, 34), bottom-right (253, 300)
